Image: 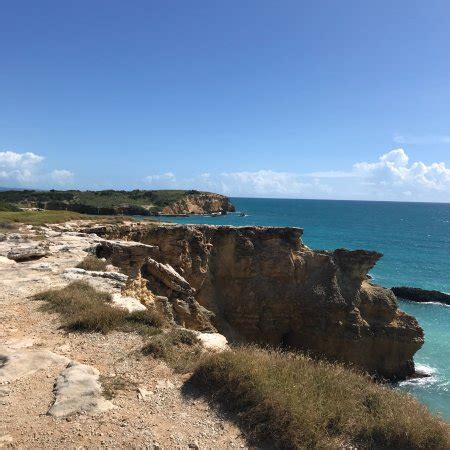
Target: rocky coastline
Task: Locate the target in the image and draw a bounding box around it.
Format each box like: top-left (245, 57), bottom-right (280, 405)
top-left (1, 217), bottom-right (445, 448)
top-left (87, 222), bottom-right (423, 380)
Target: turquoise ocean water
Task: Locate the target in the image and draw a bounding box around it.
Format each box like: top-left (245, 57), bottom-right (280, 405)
top-left (152, 198), bottom-right (450, 419)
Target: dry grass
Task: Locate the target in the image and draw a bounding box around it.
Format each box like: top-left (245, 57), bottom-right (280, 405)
top-left (76, 255), bottom-right (109, 271)
top-left (99, 374), bottom-right (137, 400)
top-left (33, 281), bottom-right (164, 335)
top-left (142, 329), bottom-right (203, 373)
top-left (0, 210), bottom-right (91, 225)
top-left (190, 347), bottom-right (449, 450)
top-left (0, 210), bottom-right (133, 226)
top-left (0, 221), bottom-right (20, 233)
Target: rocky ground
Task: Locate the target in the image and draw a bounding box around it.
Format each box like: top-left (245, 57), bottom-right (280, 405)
top-left (0, 222), bottom-right (248, 449)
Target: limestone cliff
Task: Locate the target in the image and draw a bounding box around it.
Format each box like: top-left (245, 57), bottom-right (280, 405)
top-left (91, 223), bottom-right (423, 380)
top-left (161, 193), bottom-right (235, 215)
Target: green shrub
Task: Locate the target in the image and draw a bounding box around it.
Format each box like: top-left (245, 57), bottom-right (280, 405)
top-left (190, 347), bottom-right (449, 450)
top-left (0, 201), bottom-right (20, 212)
top-left (33, 281), bottom-right (164, 335)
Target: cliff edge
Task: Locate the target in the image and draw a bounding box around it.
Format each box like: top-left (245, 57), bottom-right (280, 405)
top-left (93, 223), bottom-right (424, 380)
top-left (161, 192), bottom-right (235, 215)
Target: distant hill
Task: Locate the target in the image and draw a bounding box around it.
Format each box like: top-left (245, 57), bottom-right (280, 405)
top-left (0, 189), bottom-right (235, 216)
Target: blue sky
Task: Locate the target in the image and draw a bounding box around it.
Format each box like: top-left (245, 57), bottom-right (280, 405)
top-left (1, 0), bottom-right (450, 201)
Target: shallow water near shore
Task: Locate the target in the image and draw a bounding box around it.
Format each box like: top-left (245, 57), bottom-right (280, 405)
top-left (150, 197), bottom-right (450, 419)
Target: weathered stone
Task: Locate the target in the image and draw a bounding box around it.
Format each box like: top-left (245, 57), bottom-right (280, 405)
top-left (111, 293), bottom-right (147, 313)
top-left (7, 244), bottom-right (50, 262)
top-left (195, 332), bottom-right (229, 353)
top-left (0, 351), bottom-right (69, 383)
top-left (48, 362), bottom-right (115, 418)
top-left (142, 258), bottom-right (194, 296)
top-left (64, 267), bottom-right (128, 283)
top-left (95, 239), bottom-right (158, 276)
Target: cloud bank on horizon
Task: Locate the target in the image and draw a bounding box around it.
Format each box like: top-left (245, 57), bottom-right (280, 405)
top-left (1, 148), bottom-right (450, 202)
top-left (144, 148), bottom-right (450, 203)
top-left (0, 150), bottom-right (73, 187)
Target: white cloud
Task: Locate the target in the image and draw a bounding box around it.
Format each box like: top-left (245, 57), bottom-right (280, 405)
top-left (140, 149), bottom-right (450, 202)
top-left (144, 172), bottom-right (177, 188)
top-left (0, 150), bottom-right (44, 183)
top-left (352, 148), bottom-right (450, 191)
top-left (218, 170), bottom-right (319, 196)
top-left (141, 169), bottom-right (331, 198)
top-left (51, 169), bottom-right (74, 185)
top-left (0, 150), bottom-right (75, 187)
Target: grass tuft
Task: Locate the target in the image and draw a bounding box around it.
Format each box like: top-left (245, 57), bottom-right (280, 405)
top-left (142, 329), bottom-right (202, 373)
top-left (99, 375), bottom-right (137, 400)
top-left (76, 255), bottom-right (109, 271)
top-left (189, 346), bottom-right (449, 450)
top-left (33, 281), bottom-right (164, 335)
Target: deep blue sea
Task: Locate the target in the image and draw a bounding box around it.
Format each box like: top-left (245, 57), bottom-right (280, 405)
top-left (153, 198), bottom-right (450, 420)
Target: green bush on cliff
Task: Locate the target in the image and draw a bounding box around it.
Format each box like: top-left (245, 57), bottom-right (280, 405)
top-left (189, 347), bottom-right (449, 449)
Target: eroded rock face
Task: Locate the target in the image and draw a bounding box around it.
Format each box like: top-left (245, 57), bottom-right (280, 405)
top-left (161, 193), bottom-right (235, 215)
top-left (90, 223), bottom-right (423, 380)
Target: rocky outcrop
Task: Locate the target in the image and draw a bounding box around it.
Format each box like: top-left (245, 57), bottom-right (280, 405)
top-left (161, 193), bottom-right (235, 215)
top-left (89, 223), bottom-right (423, 380)
top-left (95, 239), bottom-right (159, 276)
top-left (392, 286), bottom-right (450, 305)
top-left (7, 243), bottom-right (50, 262)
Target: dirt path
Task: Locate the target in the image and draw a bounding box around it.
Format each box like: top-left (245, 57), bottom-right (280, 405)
top-left (0, 225), bottom-right (248, 449)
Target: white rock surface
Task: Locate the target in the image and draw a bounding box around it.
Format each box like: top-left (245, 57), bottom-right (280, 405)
top-left (195, 332), bottom-right (229, 353)
top-left (111, 293), bottom-right (147, 313)
top-left (0, 256), bottom-right (15, 265)
top-left (48, 362), bottom-right (115, 418)
top-left (64, 267), bottom-right (128, 282)
top-left (0, 351), bottom-right (69, 383)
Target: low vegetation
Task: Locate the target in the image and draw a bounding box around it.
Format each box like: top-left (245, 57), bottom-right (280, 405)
top-left (0, 189), bottom-right (204, 214)
top-left (99, 374), bottom-right (137, 400)
top-left (0, 201), bottom-right (20, 212)
top-left (190, 347), bottom-right (449, 450)
top-left (142, 329), bottom-right (203, 373)
top-left (0, 220), bottom-right (19, 233)
top-left (0, 210), bottom-right (134, 226)
top-left (33, 281), bottom-right (164, 335)
top-left (76, 255), bottom-right (109, 271)
top-left (0, 210), bottom-right (93, 225)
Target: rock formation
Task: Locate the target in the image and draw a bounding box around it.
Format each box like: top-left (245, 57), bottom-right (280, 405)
top-left (7, 243), bottom-right (50, 262)
top-left (90, 223), bottom-right (423, 380)
top-left (392, 286), bottom-right (450, 305)
top-left (160, 193), bottom-right (235, 215)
